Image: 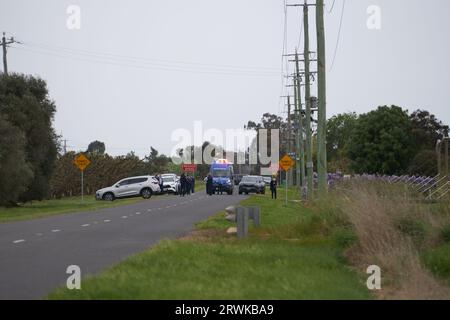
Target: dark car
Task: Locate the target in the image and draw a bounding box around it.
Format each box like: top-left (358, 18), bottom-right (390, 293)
top-left (238, 176), bottom-right (266, 195)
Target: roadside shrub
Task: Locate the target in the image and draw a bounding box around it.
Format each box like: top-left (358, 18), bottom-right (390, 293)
top-left (331, 227), bottom-right (358, 249)
top-left (395, 217), bottom-right (427, 247)
top-left (440, 225), bottom-right (450, 243)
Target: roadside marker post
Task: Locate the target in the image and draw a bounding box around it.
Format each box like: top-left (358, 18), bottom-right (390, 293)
top-left (279, 154), bottom-right (295, 207)
top-left (74, 154), bottom-right (91, 202)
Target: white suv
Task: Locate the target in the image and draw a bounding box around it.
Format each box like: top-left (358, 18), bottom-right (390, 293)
top-left (95, 176), bottom-right (161, 201)
top-left (161, 174), bottom-right (178, 194)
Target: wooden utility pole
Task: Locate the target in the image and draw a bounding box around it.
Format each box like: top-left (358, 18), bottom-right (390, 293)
top-left (294, 51), bottom-right (305, 189)
top-left (293, 76), bottom-right (302, 188)
top-left (303, 1), bottom-right (313, 199)
top-left (287, 95), bottom-right (293, 186)
top-left (436, 139), bottom-right (442, 177)
top-left (0, 32), bottom-right (18, 75)
top-left (316, 0), bottom-right (328, 194)
top-left (445, 138), bottom-right (449, 179)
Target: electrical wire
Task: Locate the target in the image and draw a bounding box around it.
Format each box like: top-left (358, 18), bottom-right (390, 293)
top-left (11, 44), bottom-right (280, 77)
top-left (19, 40), bottom-right (279, 72)
top-left (328, 0), bottom-right (346, 72)
top-left (327, 0), bottom-right (336, 14)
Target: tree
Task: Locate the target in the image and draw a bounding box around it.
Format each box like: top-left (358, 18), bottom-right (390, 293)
top-left (0, 116), bottom-right (34, 206)
top-left (348, 106), bottom-right (415, 175)
top-left (326, 112), bottom-right (358, 172)
top-left (0, 73), bottom-right (58, 202)
top-left (87, 140), bottom-right (106, 155)
top-left (407, 110), bottom-right (449, 175)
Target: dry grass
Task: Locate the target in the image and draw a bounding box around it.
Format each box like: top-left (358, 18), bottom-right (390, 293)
top-left (328, 181), bottom-right (450, 300)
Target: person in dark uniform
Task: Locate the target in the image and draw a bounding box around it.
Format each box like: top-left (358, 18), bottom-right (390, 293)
top-left (270, 177), bottom-right (277, 199)
top-left (206, 173), bottom-right (213, 196)
top-left (191, 175), bottom-right (195, 194)
top-left (180, 173), bottom-right (187, 197)
top-left (186, 175), bottom-right (191, 196)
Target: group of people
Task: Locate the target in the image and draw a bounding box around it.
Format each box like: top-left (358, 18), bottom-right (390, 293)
top-left (178, 173), bottom-right (195, 197)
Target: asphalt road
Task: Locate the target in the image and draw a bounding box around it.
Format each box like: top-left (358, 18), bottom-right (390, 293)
top-left (0, 190), bottom-right (247, 299)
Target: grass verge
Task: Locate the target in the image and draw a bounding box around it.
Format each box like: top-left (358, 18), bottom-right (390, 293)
top-left (48, 191), bottom-right (372, 300)
top-left (0, 196), bottom-right (145, 223)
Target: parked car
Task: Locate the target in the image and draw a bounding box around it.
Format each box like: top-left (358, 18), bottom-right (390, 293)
top-left (262, 176), bottom-right (272, 186)
top-left (238, 175), bottom-right (266, 195)
top-left (161, 173), bottom-right (178, 194)
top-left (95, 176), bottom-right (161, 201)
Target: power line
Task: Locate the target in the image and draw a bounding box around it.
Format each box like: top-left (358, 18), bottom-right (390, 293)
top-left (11, 44), bottom-right (280, 77)
top-left (327, 0), bottom-right (336, 14)
top-left (328, 0), bottom-right (346, 72)
top-left (19, 40), bottom-right (279, 72)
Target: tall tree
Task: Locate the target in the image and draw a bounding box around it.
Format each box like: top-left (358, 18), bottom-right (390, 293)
top-left (0, 116), bottom-right (34, 205)
top-left (326, 112), bottom-right (358, 172)
top-left (0, 73), bottom-right (58, 202)
top-left (348, 106), bottom-right (414, 175)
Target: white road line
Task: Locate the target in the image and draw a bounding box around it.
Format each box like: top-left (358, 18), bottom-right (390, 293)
top-left (81, 224), bottom-right (90, 227)
top-left (13, 239), bottom-right (25, 244)
top-left (136, 212), bottom-right (141, 215)
top-left (147, 209), bottom-right (152, 212)
top-left (93, 221), bottom-right (99, 224)
top-left (36, 233), bottom-right (43, 236)
top-left (122, 216), bottom-right (128, 219)
top-left (51, 229), bottom-right (61, 233)
top-left (104, 219), bottom-right (111, 223)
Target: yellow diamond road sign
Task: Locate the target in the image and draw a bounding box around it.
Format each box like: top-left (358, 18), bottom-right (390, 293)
top-left (279, 154), bottom-right (295, 171)
top-left (74, 154), bottom-right (91, 171)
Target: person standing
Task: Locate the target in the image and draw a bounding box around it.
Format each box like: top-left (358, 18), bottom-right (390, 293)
top-left (206, 173), bottom-right (213, 196)
top-left (191, 175), bottom-right (195, 194)
top-left (186, 175), bottom-right (191, 196)
top-left (270, 177), bottom-right (277, 199)
top-left (180, 173), bottom-right (187, 197)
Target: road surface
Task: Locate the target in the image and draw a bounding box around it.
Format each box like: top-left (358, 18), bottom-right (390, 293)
top-left (0, 191), bottom-right (246, 299)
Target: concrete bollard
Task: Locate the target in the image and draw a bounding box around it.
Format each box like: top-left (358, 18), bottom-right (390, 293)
top-left (247, 207), bottom-right (261, 227)
top-left (236, 207), bottom-right (248, 239)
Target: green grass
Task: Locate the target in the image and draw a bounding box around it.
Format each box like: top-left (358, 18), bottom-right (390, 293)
top-left (48, 191), bottom-right (372, 300)
top-left (423, 243), bottom-right (450, 282)
top-left (0, 196), bottom-right (145, 223)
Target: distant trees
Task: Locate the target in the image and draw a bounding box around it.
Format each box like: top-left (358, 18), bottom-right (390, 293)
top-left (0, 74), bottom-right (58, 205)
top-left (86, 140), bottom-right (106, 155)
top-left (49, 146), bottom-right (173, 197)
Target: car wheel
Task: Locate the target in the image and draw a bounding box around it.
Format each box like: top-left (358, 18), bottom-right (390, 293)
top-left (245, 192), bottom-right (249, 195)
top-left (141, 188), bottom-right (152, 199)
top-left (239, 191), bottom-right (242, 195)
top-left (103, 192), bottom-right (115, 201)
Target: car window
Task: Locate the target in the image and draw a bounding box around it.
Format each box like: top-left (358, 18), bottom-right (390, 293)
top-left (118, 179), bottom-right (132, 186)
top-left (130, 178), bottom-right (147, 184)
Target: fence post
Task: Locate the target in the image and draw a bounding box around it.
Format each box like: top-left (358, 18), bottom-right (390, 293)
top-left (236, 207), bottom-right (248, 239)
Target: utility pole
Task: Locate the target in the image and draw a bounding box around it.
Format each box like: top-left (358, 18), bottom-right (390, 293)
top-left (294, 50), bottom-right (305, 191)
top-left (316, 0), bottom-right (328, 195)
top-left (436, 139), bottom-right (442, 177)
top-left (1, 32), bottom-right (18, 75)
top-left (303, 1), bottom-right (314, 200)
top-left (445, 138), bottom-right (449, 179)
top-left (287, 95), bottom-right (293, 186)
top-left (293, 75), bottom-right (302, 188)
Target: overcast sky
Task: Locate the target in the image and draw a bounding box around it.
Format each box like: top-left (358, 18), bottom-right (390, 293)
top-left (1, 0), bottom-right (449, 157)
